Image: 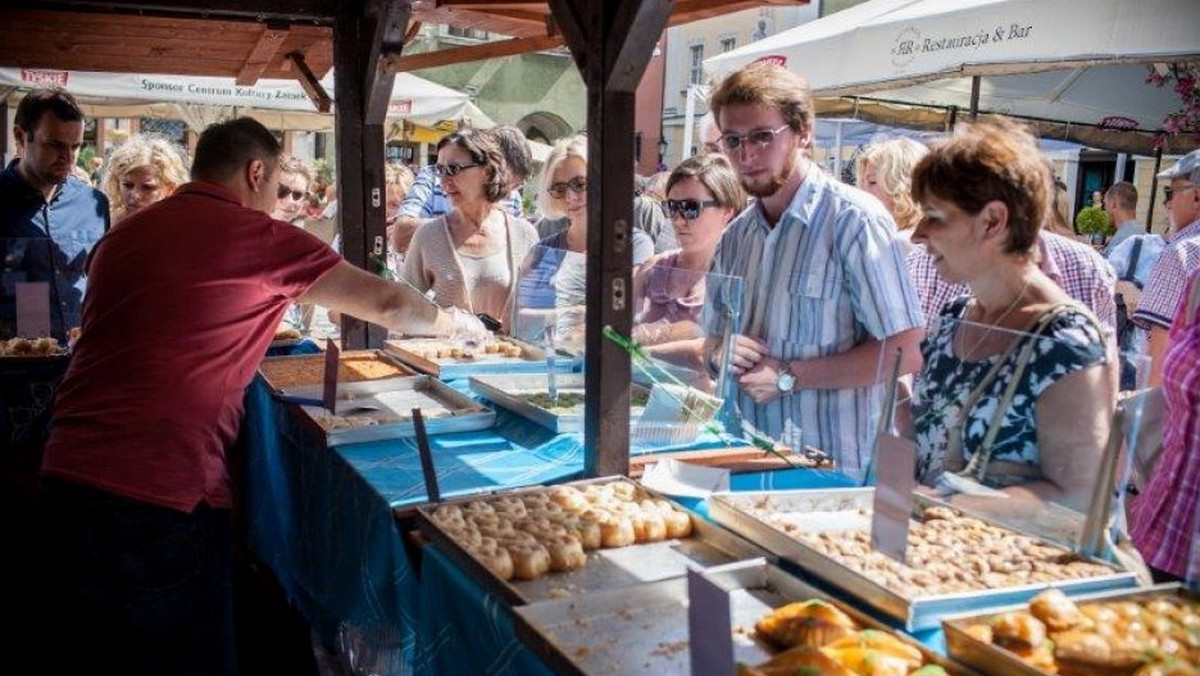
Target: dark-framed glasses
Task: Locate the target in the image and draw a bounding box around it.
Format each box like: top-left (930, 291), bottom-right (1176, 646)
top-left (433, 162), bottom-right (481, 177)
top-left (547, 176), bottom-right (587, 199)
top-left (1164, 184), bottom-right (1197, 204)
top-left (718, 124), bottom-right (791, 152)
top-left (277, 185), bottom-right (307, 201)
top-left (662, 198), bottom-right (720, 220)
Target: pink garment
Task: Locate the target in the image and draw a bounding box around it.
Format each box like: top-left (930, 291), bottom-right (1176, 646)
top-left (1130, 272), bottom-right (1200, 577)
top-left (635, 251), bottom-right (707, 325)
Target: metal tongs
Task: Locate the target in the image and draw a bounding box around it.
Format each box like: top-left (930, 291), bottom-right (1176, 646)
top-left (544, 323), bottom-right (558, 404)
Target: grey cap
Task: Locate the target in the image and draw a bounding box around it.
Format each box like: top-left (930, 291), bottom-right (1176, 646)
top-left (1158, 148), bottom-right (1200, 183)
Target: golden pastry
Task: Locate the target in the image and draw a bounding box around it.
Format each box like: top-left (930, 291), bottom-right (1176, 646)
top-left (662, 509), bottom-right (693, 539)
top-left (1031, 589), bottom-right (1084, 631)
top-left (542, 534), bottom-right (587, 572)
top-left (470, 537), bottom-right (514, 581)
top-left (505, 541), bottom-right (551, 580)
top-left (824, 629), bottom-right (923, 667)
top-left (548, 486), bottom-right (588, 512)
top-left (744, 645), bottom-right (856, 676)
top-left (755, 600), bottom-right (857, 649)
top-left (991, 612), bottom-right (1047, 650)
top-left (822, 647), bottom-right (912, 676)
top-left (597, 513), bottom-right (635, 548)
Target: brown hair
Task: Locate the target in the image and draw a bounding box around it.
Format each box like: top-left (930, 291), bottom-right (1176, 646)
top-left (1105, 181), bottom-right (1138, 212)
top-left (911, 118), bottom-right (1048, 255)
top-left (665, 153), bottom-right (747, 213)
top-left (437, 129), bottom-right (509, 203)
top-left (708, 62), bottom-right (814, 150)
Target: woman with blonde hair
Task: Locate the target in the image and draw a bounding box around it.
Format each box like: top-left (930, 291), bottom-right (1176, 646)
top-left (856, 137), bottom-right (928, 251)
top-left (101, 134), bottom-right (189, 224)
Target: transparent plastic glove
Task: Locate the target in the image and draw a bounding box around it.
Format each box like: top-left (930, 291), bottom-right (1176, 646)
top-left (445, 307), bottom-right (490, 342)
top-left (631, 318), bottom-right (672, 346)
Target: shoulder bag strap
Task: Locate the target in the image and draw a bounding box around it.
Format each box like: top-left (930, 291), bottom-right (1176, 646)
top-left (1121, 237), bottom-right (1144, 284)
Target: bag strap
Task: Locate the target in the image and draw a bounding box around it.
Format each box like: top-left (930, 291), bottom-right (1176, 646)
top-left (1120, 237), bottom-right (1144, 284)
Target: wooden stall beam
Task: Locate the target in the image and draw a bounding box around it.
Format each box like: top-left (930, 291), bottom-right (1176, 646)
top-left (9, 0), bottom-right (339, 23)
top-left (365, 0), bottom-right (411, 124)
top-left (236, 22), bottom-right (291, 86)
top-left (288, 50), bottom-right (332, 113)
top-left (385, 34), bottom-right (563, 72)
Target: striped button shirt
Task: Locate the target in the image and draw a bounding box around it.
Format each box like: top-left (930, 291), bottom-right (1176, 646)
top-left (706, 168), bottom-right (923, 477)
top-left (1132, 218), bottom-right (1200, 330)
top-left (907, 230), bottom-right (1117, 333)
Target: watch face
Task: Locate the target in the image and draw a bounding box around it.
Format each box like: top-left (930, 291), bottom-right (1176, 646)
top-left (777, 371), bottom-right (796, 391)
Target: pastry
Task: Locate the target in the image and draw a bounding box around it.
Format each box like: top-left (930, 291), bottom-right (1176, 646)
top-left (824, 629), bottom-right (923, 667)
top-left (542, 534), bottom-right (587, 572)
top-left (1031, 588), bottom-right (1084, 631)
top-left (992, 612), bottom-right (1047, 650)
top-left (505, 541), bottom-right (551, 580)
top-left (821, 647), bottom-right (912, 676)
top-left (470, 537), bottom-right (514, 581)
top-left (549, 486), bottom-right (588, 512)
top-left (661, 509), bottom-right (693, 539)
top-left (744, 645), bottom-right (856, 676)
top-left (756, 600), bottom-right (857, 649)
top-left (597, 513), bottom-right (636, 548)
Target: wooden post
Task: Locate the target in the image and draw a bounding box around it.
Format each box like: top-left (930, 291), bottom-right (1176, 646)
top-left (1, 99), bottom-right (9, 165)
top-left (550, 0), bottom-right (673, 477)
top-left (332, 0), bottom-right (409, 349)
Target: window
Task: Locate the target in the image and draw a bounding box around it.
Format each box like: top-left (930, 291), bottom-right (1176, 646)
top-left (689, 44), bottom-right (705, 85)
top-left (720, 37), bottom-right (737, 53)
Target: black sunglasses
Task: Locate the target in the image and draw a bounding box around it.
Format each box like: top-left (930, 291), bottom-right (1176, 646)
top-left (433, 162), bottom-right (481, 177)
top-left (548, 176), bottom-right (587, 199)
top-left (1164, 184), bottom-right (1196, 204)
top-left (277, 185), bottom-right (307, 201)
top-left (662, 198), bottom-right (719, 220)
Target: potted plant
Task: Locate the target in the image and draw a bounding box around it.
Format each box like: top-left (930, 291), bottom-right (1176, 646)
top-left (1075, 206), bottom-right (1112, 246)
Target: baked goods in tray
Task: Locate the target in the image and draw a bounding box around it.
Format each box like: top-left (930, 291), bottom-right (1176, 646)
top-left (399, 337), bottom-right (524, 361)
top-left (430, 481), bottom-right (694, 582)
top-left (742, 501), bottom-right (1114, 598)
top-left (517, 389), bottom-right (650, 414)
top-left (963, 589), bottom-right (1200, 675)
top-left (743, 600), bottom-right (946, 676)
top-left (0, 336), bottom-right (66, 357)
top-left (259, 352), bottom-right (410, 390)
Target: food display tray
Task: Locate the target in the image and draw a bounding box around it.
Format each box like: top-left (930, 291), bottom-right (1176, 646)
top-left (416, 476), bottom-right (768, 607)
top-left (258, 349), bottom-right (415, 393)
top-left (383, 337), bottom-right (577, 379)
top-left (708, 488), bottom-right (1140, 631)
top-left (290, 376), bottom-right (494, 445)
top-left (514, 558), bottom-right (983, 676)
top-left (943, 584), bottom-right (1194, 676)
top-left (469, 374), bottom-right (648, 434)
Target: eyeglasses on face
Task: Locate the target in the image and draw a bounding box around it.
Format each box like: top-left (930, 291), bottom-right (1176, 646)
top-left (432, 162), bottom-right (481, 177)
top-left (718, 125), bottom-right (791, 152)
top-left (547, 176), bottom-right (587, 199)
top-left (1164, 184), bottom-right (1197, 204)
top-left (277, 185), bottom-right (307, 201)
top-left (662, 198), bottom-right (720, 220)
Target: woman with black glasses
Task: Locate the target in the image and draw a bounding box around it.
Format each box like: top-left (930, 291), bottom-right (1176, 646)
top-left (629, 154), bottom-right (746, 368)
top-left (402, 129), bottom-right (538, 323)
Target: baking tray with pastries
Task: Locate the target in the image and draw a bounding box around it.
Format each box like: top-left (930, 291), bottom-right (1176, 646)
top-left (511, 558), bottom-right (981, 676)
top-left (258, 349), bottom-right (415, 392)
top-left (383, 336), bottom-right (577, 379)
top-left (708, 488), bottom-right (1140, 631)
top-left (0, 335), bottom-right (67, 359)
top-left (945, 585), bottom-right (1200, 676)
top-left (270, 327), bottom-right (304, 348)
top-left (416, 476), bottom-right (768, 606)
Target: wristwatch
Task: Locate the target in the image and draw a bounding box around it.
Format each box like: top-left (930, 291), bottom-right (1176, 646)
top-left (776, 365), bottom-right (796, 393)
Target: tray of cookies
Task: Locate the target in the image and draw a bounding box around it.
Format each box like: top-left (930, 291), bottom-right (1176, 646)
top-left (288, 375), bottom-right (494, 445)
top-left (944, 585), bottom-right (1200, 676)
top-left (416, 476), bottom-right (768, 606)
top-left (469, 373), bottom-right (650, 434)
top-left (383, 336), bottom-right (578, 379)
top-left (708, 489), bottom-right (1140, 631)
top-left (513, 557), bottom-right (982, 676)
top-left (258, 349), bottom-right (416, 393)
top-left (0, 336), bottom-right (68, 360)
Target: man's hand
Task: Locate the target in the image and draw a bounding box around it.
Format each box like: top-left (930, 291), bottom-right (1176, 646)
top-left (724, 334), bottom-right (769, 374)
top-left (739, 357), bottom-right (788, 404)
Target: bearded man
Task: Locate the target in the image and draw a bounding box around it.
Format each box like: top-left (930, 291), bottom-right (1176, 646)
top-left (703, 63), bottom-right (924, 477)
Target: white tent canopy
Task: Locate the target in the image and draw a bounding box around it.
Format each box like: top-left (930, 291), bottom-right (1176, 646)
top-left (0, 67), bottom-right (475, 130)
top-left (704, 0), bottom-right (1200, 151)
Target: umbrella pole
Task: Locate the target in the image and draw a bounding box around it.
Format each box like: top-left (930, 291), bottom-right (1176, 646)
top-left (1147, 146), bottom-right (1164, 233)
top-left (969, 75), bottom-right (981, 121)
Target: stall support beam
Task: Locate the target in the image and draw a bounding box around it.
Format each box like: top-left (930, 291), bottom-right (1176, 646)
top-left (334, 0), bottom-right (404, 349)
top-left (550, 0), bottom-right (672, 478)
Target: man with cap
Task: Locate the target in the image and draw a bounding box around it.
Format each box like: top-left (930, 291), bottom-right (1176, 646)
top-left (1132, 148), bottom-right (1200, 385)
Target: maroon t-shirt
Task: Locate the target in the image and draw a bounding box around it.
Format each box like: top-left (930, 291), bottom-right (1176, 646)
top-left (43, 182), bottom-right (342, 512)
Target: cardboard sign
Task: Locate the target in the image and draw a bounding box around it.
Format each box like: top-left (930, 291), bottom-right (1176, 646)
top-left (15, 281), bottom-right (51, 338)
top-left (870, 433), bottom-right (918, 562)
top-left (688, 567), bottom-right (734, 676)
top-left (322, 338), bottom-right (340, 413)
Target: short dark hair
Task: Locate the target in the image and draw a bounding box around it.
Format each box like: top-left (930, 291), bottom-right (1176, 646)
top-left (15, 88), bottom-right (84, 135)
top-left (488, 125), bottom-right (532, 185)
top-left (1106, 181), bottom-right (1138, 212)
top-left (191, 117), bottom-right (282, 183)
top-left (437, 129), bottom-right (509, 203)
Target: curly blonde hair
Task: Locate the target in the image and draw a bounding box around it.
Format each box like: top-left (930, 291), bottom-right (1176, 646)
top-left (856, 138), bottom-right (928, 231)
top-left (101, 134), bottom-right (189, 221)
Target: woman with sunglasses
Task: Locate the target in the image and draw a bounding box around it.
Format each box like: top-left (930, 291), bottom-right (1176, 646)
top-left (630, 154), bottom-right (746, 369)
top-left (511, 135), bottom-right (654, 345)
top-left (270, 156), bottom-right (313, 226)
top-left (402, 129), bottom-right (538, 323)
top-left (101, 134), bottom-right (189, 225)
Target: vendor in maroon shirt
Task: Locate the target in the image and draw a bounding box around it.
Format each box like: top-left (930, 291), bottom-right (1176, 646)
top-left (36, 117), bottom-right (481, 676)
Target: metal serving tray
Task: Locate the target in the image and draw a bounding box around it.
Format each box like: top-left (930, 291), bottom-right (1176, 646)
top-left (416, 476), bottom-right (768, 606)
top-left (383, 337), bottom-right (577, 379)
top-left (708, 488), bottom-right (1140, 631)
top-left (944, 584), bottom-right (1194, 676)
top-left (514, 558), bottom-right (984, 676)
top-left (258, 349), bottom-right (415, 392)
top-left (290, 375), bottom-right (494, 445)
top-left (469, 374), bottom-right (649, 434)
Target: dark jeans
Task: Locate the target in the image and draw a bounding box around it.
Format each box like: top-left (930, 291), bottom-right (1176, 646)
top-left (37, 478), bottom-right (234, 676)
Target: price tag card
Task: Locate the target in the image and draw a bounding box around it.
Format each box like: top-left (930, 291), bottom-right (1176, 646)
top-left (322, 338), bottom-right (340, 413)
top-left (688, 567), bottom-right (733, 676)
top-left (870, 433), bottom-right (918, 562)
top-left (15, 281), bottom-right (51, 338)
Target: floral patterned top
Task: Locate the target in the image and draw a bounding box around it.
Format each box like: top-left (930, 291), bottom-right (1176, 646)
top-left (913, 297), bottom-right (1107, 487)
